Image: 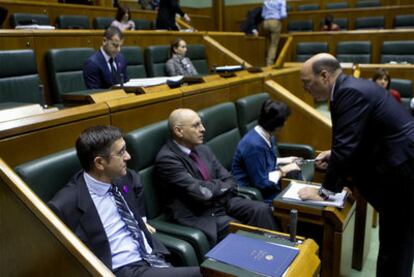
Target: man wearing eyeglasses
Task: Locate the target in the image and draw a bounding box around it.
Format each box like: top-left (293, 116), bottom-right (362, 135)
top-left (83, 26), bottom-right (129, 89)
top-left (48, 125), bottom-right (201, 276)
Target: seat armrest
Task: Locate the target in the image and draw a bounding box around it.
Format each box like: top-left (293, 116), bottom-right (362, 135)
top-left (278, 143), bottom-right (315, 159)
top-left (237, 186), bottom-right (264, 201)
top-left (153, 232), bottom-right (199, 266)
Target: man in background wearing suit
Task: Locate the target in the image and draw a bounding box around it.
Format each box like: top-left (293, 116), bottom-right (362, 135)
top-left (154, 108), bottom-right (277, 245)
top-left (83, 26), bottom-right (128, 89)
top-left (48, 125), bottom-right (201, 276)
top-left (298, 53), bottom-right (414, 277)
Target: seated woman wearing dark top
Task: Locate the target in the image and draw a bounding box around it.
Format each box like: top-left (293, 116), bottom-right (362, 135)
top-left (165, 38), bottom-right (198, 76)
top-left (231, 100), bottom-right (303, 203)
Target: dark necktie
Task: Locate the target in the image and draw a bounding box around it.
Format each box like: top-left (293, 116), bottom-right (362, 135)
top-left (108, 58), bottom-right (119, 84)
top-left (110, 185), bottom-right (170, 268)
top-left (189, 150), bottom-right (210, 181)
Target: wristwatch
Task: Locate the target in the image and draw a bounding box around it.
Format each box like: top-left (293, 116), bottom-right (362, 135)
top-left (318, 187), bottom-right (330, 200)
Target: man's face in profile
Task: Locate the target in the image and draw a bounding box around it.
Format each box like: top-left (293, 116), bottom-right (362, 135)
top-left (103, 34), bottom-right (123, 58)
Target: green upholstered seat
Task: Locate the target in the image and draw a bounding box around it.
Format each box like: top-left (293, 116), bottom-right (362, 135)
top-left (93, 17), bottom-right (113, 29)
top-left (296, 42), bottom-right (328, 62)
top-left (380, 40), bottom-right (414, 64)
top-left (144, 45), bottom-right (169, 77)
top-left (354, 16), bottom-right (384, 30)
top-left (125, 120), bottom-right (209, 264)
top-left (45, 47), bottom-right (95, 104)
top-left (187, 44), bottom-right (209, 76)
top-left (121, 46), bottom-right (147, 78)
top-left (0, 49), bottom-right (43, 105)
top-left (394, 15), bottom-right (414, 29)
top-left (235, 93), bottom-right (315, 183)
top-left (390, 78), bottom-right (413, 110)
top-left (10, 13), bottom-right (50, 28)
top-left (288, 20), bottom-right (313, 32)
top-left (356, 0), bottom-right (380, 7)
top-left (133, 19), bottom-right (153, 30)
top-left (14, 146), bottom-right (198, 266)
top-left (326, 2), bottom-right (348, 9)
top-left (297, 4), bottom-right (319, 11)
top-left (336, 41), bottom-right (372, 64)
top-left (56, 15), bottom-right (90, 29)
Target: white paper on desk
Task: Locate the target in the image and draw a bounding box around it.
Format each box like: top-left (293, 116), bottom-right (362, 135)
top-left (214, 65), bottom-right (243, 71)
top-left (15, 25), bottom-right (55, 30)
top-left (282, 181), bottom-right (347, 208)
top-left (119, 76), bottom-right (183, 87)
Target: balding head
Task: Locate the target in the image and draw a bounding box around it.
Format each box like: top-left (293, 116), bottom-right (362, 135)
top-left (300, 53), bottom-right (342, 102)
top-left (169, 108), bottom-right (205, 149)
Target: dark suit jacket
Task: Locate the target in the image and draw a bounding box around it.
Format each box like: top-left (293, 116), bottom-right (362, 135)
top-left (48, 169), bottom-right (168, 270)
top-left (83, 50), bottom-right (129, 89)
top-left (325, 74), bottom-right (414, 210)
top-left (155, 0), bottom-right (185, 30)
top-left (154, 140), bottom-right (238, 240)
top-left (240, 7), bottom-right (263, 35)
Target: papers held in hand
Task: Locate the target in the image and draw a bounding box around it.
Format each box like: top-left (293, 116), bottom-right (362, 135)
top-left (283, 181), bottom-right (348, 208)
top-left (205, 233), bottom-right (299, 277)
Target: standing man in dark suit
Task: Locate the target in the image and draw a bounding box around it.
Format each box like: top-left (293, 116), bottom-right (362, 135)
top-left (83, 26), bottom-right (129, 89)
top-left (154, 108), bottom-right (277, 245)
top-left (155, 0), bottom-right (190, 31)
top-left (48, 125), bottom-right (201, 277)
top-left (298, 53), bottom-right (414, 277)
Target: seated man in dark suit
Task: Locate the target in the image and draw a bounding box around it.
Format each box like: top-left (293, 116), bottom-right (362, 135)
top-left (48, 125), bottom-right (201, 277)
top-left (83, 26), bottom-right (129, 89)
top-left (155, 108), bottom-right (278, 245)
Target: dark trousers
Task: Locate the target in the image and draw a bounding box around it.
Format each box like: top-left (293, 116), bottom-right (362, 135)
top-left (376, 159), bottom-right (414, 277)
top-left (115, 261), bottom-right (201, 277)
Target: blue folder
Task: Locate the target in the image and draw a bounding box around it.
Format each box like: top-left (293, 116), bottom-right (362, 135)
top-left (205, 233), bottom-right (299, 277)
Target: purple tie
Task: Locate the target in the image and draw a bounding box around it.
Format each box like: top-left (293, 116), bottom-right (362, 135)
top-left (189, 150), bottom-right (210, 181)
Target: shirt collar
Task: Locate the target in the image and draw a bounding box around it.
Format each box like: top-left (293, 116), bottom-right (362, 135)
top-left (84, 171), bottom-right (112, 196)
top-left (100, 47), bottom-right (112, 63)
top-left (173, 140), bottom-right (192, 155)
top-left (254, 125), bottom-right (272, 148)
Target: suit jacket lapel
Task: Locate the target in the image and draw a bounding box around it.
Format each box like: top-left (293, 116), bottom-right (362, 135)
top-left (167, 139), bottom-right (202, 179)
top-left (97, 51), bottom-right (113, 85)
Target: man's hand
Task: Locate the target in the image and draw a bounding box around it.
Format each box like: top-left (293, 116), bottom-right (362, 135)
top-left (315, 150), bottom-right (331, 170)
top-left (280, 162), bottom-right (301, 176)
top-left (251, 29), bottom-right (259, 36)
top-left (297, 187), bottom-right (324, 201)
top-left (145, 223), bottom-right (156, 234)
top-left (183, 14), bottom-right (191, 23)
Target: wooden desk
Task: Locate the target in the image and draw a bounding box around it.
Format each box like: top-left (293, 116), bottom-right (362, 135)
top-left (201, 222), bottom-right (320, 277)
top-left (273, 184), bottom-right (356, 277)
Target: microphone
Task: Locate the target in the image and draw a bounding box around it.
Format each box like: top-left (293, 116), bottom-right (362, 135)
top-left (120, 73), bottom-right (124, 89)
top-left (289, 209), bottom-right (298, 243)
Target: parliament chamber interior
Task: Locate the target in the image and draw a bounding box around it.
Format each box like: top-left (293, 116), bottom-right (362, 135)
top-left (1, 0), bottom-right (413, 276)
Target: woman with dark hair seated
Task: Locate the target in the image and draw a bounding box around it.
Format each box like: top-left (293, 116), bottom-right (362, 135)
top-left (165, 38), bottom-right (198, 76)
top-left (232, 100), bottom-right (302, 203)
top-left (321, 15), bottom-right (340, 31)
top-left (372, 68), bottom-right (401, 103)
top-left (111, 6), bottom-right (135, 31)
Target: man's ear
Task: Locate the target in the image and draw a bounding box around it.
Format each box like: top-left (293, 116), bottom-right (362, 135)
top-left (94, 156), bottom-right (106, 171)
top-left (173, 125), bottom-right (183, 138)
top-left (320, 69), bottom-right (329, 82)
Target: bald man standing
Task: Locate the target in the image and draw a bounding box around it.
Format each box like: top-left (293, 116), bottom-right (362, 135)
top-left (298, 53), bottom-right (414, 277)
top-left (155, 109), bottom-right (277, 245)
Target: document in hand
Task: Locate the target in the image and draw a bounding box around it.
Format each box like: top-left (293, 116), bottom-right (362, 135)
top-left (282, 181), bottom-right (348, 208)
top-left (205, 233), bottom-right (299, 277)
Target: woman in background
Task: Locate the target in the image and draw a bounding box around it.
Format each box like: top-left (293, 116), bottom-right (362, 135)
top-left (372, 68), bottom-right (401, 102)
top-left (166, 38), bottom-right (198, 76)
top-left (111, 6), bottom-right (135, 31)
top-left (321, 15), bottom-right (340, 31)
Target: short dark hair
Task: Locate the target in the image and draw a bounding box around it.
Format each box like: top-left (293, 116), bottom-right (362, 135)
top-left (311, 57), bottom-right (341, 75)
top-left (372, 68), bottom-right (391, 89)
top-left (258, 100), bottom-right (291, 132)
top-left (115, 6), bottom-right (132, 22)
top-left (104, 26), bottom-right (124, 40)
top-left (76, 125), bottom-right (123, 171)
top-left (169, 38), bottom-right (184, 58)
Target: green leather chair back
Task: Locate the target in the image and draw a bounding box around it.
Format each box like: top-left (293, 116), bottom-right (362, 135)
top-left (288, 20), bottom-right (313, 32)
top-left (56, 15), bottom-right (90, 29)
top-left (133, 19), bottom-right (153, 30)
top-left (356, 0), bottom-right (380, 7)
top-left (144, 45), bottom-right (169, 77)
top-left (326, 2), bottom-right (348, 9)
top-left (121, 46), bottom-right (147, 78)
top-left (45, 47), bottom-right (94, 104)
top-left (381, 40), bottom-right (414, 64)
top-left (394, 15), bottom-right (414, 29)
top-left (297, 4), bottom-right (319, 11)
top-left (14, 149), bottom-right (81, 203)
top-left (336, 41), bottom-right (371, 64)
top-left (0, 49), bottom-right (43, 104)
top-left (10, 13), bottom-right (50, 28)
top-left (354, 16), bottom-right (384, 30)
top-left (198, 102), bottom-right (241, 170)
top-left (390, 78), bottom-right (413, 110)
top-left (93, 17), bottom-right (113, 29)
top-left (235, 92), bottom-right (270, 136)
top-left (296, 42), bottom-right (328, 62)
top-left (187, 44), bottom-right (209, 76)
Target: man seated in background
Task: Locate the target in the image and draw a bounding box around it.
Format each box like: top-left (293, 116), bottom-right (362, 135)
top-left (232, 100), bottom-right (302, 203)
top-left (48, 125), bottom-right (201, 277)
top-left (83, 26), bottom-right (129, 89)
top-left (155, 108), bottom-right (278, 245)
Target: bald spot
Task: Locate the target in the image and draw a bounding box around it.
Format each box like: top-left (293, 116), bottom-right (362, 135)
top-left (302, 53), bottom-right (341, 76)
